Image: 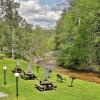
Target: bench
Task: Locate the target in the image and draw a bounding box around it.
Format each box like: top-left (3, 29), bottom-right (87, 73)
top-left (56, 73), bottom-right (66, 83)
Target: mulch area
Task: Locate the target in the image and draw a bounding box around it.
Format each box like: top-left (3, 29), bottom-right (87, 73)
top-left (54, 66), bottom-right (100, 84)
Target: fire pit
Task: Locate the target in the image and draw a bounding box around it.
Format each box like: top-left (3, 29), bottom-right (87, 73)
top-left (35, 60), bottom-right (57, 91)
top-left (35, 80), bottom-right (57, 91)
top-left (12, 66), bottom-right (22, 73)
top-left (12, 59), bottom-right (23, 73)
top-left (21, 61), bottom-right (37, 80)
top-left (21, 72), bottom-right (37, 80)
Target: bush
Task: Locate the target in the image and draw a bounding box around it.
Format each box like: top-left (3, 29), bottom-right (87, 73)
top-left (0, 53), bottom-right (7, 59)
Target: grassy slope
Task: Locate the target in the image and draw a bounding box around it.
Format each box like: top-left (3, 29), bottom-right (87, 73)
top-left (0, 58), bottom-right (100, 100)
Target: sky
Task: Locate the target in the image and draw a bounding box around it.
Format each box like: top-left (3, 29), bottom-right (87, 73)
top-left (40, 0), bottom-right (55, 5)
top-left (15, 0), bottom-right (68, 28)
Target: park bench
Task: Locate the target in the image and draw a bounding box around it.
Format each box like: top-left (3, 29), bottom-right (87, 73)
top-left (56, 73), bottom-right (66, 83)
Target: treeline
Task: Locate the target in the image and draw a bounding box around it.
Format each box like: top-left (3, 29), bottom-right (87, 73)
top-left (55, 0), bottom-right (100, 72)
top-left (0, 0), bottom-right (55, 60)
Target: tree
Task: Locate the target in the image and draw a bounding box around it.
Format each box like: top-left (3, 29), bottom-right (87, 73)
top-left (3, 0), bottom-right (20, 59)
top-left (31, 26), bottom-right (55, 57)
top-left (56, 0), bottom-right (100, 72)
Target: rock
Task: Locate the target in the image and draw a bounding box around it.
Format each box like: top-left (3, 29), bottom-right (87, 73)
top-left (0, 92), bottom-right (7, 98)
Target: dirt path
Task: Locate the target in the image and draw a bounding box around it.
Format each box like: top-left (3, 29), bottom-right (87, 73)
top-left (54, 66), bottom-right (100, 84)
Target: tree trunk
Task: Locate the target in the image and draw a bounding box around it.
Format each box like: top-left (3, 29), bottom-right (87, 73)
top-left (0, 46), bottom-right (3, 52)
top-left (12, 47), bottom-right (14, 59)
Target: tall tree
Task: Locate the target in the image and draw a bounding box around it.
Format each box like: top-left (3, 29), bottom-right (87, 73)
top-left (3, 0), bottom-right (20, 59)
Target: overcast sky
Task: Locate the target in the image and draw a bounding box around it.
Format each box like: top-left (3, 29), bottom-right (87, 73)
top-left (15, 0), bottom-right (68, 28)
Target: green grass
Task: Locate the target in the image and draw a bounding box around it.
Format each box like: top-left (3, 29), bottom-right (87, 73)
top-left (0, 58), bottom-right (100, 100)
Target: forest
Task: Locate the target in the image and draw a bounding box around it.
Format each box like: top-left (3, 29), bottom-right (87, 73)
top-left (0, 0), bottom-right (55, 60)
top-left (55, 0), bottom-right (100, 72)
top-left (0, 0), bottom-right (100, 72)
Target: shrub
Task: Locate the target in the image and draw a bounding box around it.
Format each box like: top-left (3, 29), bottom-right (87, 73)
top-left (0, 53), bottom-right (7, 59)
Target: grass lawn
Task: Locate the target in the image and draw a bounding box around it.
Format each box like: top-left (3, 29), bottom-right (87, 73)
top-left (0, 58), bottom-right (100, 100)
